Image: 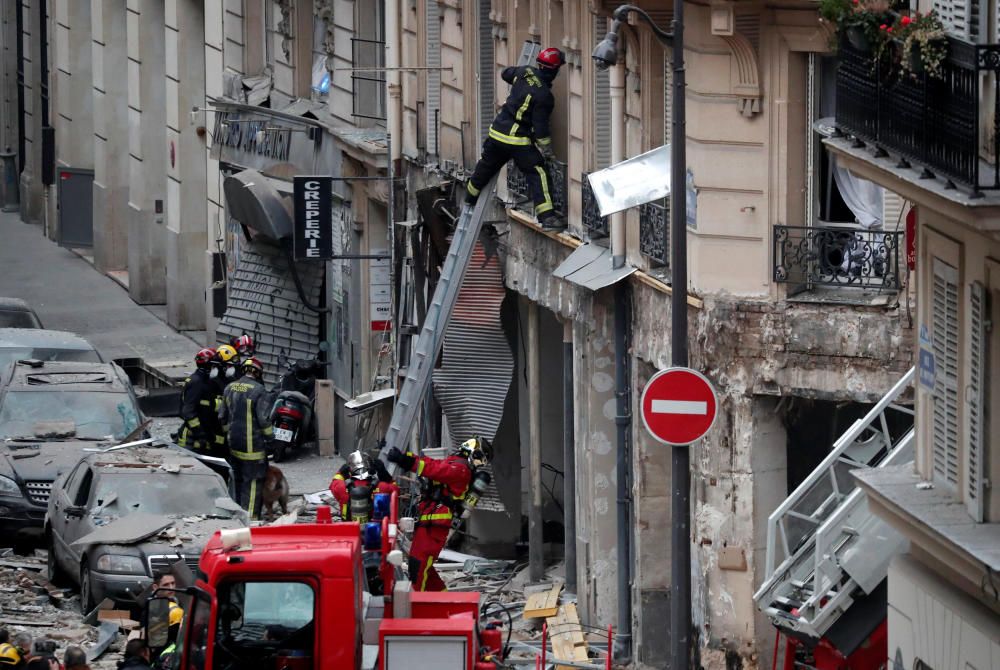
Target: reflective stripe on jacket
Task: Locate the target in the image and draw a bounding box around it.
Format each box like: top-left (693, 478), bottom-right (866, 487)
top-left (488, 66), bottom-right (555, 146)
top-left (219, 377), bottom-right (273, 460)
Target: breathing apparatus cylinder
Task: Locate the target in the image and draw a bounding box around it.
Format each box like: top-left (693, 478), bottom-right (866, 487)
top-left (349, 480), bottom-right (372, 523)
top-left (451, 470), bottom-right (492, 532)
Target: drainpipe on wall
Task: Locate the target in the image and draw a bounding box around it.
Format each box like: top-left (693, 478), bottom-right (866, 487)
top-left (385, 0), bottom-right (402, 164)
top-left (610, 58), bottom-right (633, 663)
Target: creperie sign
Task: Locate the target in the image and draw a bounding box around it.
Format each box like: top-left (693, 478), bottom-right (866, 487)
top-left (293, 176), bottom-right (334, 260)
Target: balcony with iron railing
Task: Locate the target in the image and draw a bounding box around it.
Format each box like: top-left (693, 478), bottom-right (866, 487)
top-left (507, 160), bottom-right (568, 220)
top-left (580, 173), bottom-right (609, 239)
top-left (639, 198), bottom-right (669, 268)
top-left (834, 35), bottom-right (1000, 197)
top-left (773, 224), bottom-right (904, 295)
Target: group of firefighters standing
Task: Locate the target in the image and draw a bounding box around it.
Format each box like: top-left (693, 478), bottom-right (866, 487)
top-left (177, 334), bottom-right (273, 520)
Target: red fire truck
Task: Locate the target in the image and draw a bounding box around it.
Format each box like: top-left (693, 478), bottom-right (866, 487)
top-left (147, 503), bottom-right (507, 670)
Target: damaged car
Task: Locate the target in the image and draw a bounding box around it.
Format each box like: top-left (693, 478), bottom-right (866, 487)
top-left (0, 359), bottom-right (146, 543)
top-left (45, 445), bottom-right (248, 610)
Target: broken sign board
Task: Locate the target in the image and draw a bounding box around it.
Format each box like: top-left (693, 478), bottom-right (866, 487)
top-left (587, 145), bottom-right (671, 217)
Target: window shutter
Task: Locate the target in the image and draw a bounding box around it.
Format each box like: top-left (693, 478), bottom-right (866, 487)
top-left (594, 16), bottom-right (611, 169)
top-left (967, 281), bottom-right (987, 521)
top-left (663, 53), bottom-right (672, 147)
top-left (882, 191), bottom-right (907, 231)
top-left (933, 0), bottom-right (987, 42)
top-left (478, 0), bottom-right (495, 142)
top-left (425, 0), bottom-right (441, 159)
top-left (931, 258), bottom-right (961, 491)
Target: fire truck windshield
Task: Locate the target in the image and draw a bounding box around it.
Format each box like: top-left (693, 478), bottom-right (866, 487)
top-left (216, 581), bottom-right (316, 651)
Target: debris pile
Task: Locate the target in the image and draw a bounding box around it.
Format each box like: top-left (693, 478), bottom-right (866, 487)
top-left (0, 550), bottom-right (124, 669)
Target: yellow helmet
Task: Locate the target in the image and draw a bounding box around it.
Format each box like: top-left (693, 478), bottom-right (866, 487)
top-left (169, 600), bottom-right (184, 626)
top-left (216, 344), bottom-right (238, 363)
top-left (0, 643), bottom-right (22, 666)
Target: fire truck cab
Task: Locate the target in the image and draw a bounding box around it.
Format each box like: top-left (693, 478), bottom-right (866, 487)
top-left (149, 511), bottom-right (499, 670)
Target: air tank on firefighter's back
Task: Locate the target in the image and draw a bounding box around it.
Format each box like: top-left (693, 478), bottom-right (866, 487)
top-left (349, 481), bottom-right (372, 523)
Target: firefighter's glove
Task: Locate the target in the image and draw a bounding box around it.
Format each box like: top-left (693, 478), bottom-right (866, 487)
top-left (373, 457), bottom-right (393, 483)
top-left (536, 142), bottom-right (555, 162)
top-left (386, 447), bottom-right (415, 472)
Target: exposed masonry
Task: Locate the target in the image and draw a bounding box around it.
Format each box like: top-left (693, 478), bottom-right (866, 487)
top-left (501, 217), bottom-right (914, 667)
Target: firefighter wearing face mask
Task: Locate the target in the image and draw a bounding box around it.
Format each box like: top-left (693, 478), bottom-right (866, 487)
top-left (215, 344), bottom-right (241, 383)
top-left (386, 437), bottom-right (493, 591)
top-left (177, 348), bottom-right (226, 456)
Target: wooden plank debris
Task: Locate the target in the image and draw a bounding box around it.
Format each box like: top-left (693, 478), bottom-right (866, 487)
top-left (523, 582), bottom-right (563, 620)
top-left (546, 603), bottom-right (590, 670)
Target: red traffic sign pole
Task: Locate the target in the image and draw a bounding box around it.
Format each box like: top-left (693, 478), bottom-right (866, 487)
top-left (640, 367), bottom-right (718, 446)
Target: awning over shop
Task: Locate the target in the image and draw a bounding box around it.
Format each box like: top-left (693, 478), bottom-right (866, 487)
top-left (552, 243), bottom-right (636, 290)
top-left (223, 169), bottom-right (294, 241)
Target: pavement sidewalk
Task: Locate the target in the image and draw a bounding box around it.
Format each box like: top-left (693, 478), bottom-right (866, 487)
top-left (0, 211), bottom-right (202, 381)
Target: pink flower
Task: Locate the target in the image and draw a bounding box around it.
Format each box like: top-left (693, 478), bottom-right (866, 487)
top-left (879, 23), bottom-right (888, 30)
top-left (901, 16), bottom-right (912, 26)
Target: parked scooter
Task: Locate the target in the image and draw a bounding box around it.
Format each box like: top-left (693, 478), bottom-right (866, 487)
top-left (268, 347), bottom-right (324, 462)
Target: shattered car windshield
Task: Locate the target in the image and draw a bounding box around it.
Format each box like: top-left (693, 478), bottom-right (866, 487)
top-left (93, 472), bottom-right (234, 517)
top-left (0, 390), bottom-right (140, 440)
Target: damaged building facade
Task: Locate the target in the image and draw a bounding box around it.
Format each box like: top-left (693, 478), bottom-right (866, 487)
top-left (392, 1), bottom-right (913, 668)
top-left (1, 0), bottom-right (921, 667)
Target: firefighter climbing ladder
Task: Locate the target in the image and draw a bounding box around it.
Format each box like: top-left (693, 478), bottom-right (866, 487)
top-left (382, 176), bottom-right (499, 467)
top-left (753, 367), bottom-right (915, 645)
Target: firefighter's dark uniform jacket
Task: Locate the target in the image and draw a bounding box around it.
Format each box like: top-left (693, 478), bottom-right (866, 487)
top-left (219, 376), bottom-right (273, 519)
top-left (467, 65), bottom-right (559, 221)
top-left (177, 367), bottom-right (224, 454)
top-left (487, 66), bottom-right (555, 148)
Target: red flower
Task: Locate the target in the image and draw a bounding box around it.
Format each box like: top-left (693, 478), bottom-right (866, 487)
top-left (887, 26), bottom-right (893, 33)
top-left (879, 23), bottom-right (887, 30)
top-left (901, 15), bottom-right (912, 25)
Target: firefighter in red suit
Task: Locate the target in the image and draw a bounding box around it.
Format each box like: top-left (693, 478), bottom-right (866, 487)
top-left (386, 438), bottom-right (492, 592)
top-left (329, 449), bottom-right (399, 520)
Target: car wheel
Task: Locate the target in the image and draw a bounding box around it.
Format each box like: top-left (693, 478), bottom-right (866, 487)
top-left (80, 562), bottom-right (96, 613)
top-left (45, 532), bottom-right (67, 586)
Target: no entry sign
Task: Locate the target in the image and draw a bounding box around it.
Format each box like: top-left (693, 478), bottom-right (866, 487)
top-left (640, 367), bottom-right (718, 446)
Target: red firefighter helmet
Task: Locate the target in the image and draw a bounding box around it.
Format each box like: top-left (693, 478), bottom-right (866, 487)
top-left (195, 348), bottom-right (217, 367)
top-left (536, 47), bottom-right (566, 70)
top-left (232, 334), bottom-right (255, 355)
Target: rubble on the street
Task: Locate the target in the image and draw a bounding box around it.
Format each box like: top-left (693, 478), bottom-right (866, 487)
top-left (0, 549), bottom-right (126, 669)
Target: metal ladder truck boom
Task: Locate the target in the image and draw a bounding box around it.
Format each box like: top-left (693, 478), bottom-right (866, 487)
top-left (753, 368), bottom-right (916, 669)
top-left (381, 176), bottom-right (499, 467)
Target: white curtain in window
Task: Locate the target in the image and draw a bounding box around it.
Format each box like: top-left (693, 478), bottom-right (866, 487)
top-left (833, 159), bottom-right (884, 230)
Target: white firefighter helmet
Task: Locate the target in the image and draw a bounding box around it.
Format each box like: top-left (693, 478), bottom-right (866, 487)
top-left (347, 450), bottom-right (369, 478)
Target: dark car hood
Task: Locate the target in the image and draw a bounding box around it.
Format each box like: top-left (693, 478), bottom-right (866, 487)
top-left (0, 440), bottom-right (101, 483)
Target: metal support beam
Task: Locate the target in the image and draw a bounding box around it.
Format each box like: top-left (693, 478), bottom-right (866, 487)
top-left (528, 301), bottom-right (544, 582)
top-left (563, 320), bottom-right (577, 594)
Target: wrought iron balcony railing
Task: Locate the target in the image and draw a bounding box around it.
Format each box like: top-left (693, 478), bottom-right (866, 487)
top-left (639, 199), bottom-right (669, 268)
top-left (773, 225), bottom-right (903, 292)
top-left (507, 159), bottom-right (567, 220)
top-left (581, 173), bottom-right (609, 238)
top-left (836, 36), bottom-right (1000, 196)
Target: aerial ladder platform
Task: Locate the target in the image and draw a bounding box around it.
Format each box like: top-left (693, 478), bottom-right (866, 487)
top-left (753, 368), bottom-right (915, 669)
top-left (381, 176), bottom-right (499, 468)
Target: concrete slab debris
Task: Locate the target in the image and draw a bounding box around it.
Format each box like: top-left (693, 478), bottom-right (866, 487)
top-left (72, 512), bottom-right (173, 547)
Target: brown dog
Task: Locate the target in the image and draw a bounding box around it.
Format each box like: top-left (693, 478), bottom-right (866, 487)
top-left (261, 465), bottom-right (290, 520)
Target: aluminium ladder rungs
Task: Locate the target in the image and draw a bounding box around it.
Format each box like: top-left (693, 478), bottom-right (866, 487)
top-left (381, 176), bottom-right (499, 469)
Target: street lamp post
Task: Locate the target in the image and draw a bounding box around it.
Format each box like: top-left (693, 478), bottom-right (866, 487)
top-left (594, 3), bottom-right (690, 668)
